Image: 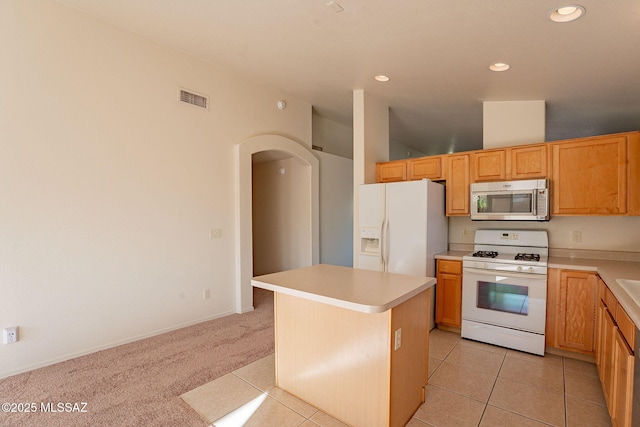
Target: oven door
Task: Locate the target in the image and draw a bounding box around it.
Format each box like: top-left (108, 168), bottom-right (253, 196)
top-left (462, 267), bottom-right (547, 334)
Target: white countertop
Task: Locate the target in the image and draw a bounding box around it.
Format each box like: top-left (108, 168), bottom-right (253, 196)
top-left (251, 264), bottom-right (436, 314)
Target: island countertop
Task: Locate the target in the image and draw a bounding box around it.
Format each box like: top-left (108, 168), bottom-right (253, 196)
top-left (251, 264), bottom-right (436, 314)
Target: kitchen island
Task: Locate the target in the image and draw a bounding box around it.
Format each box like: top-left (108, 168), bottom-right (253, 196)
top-left (251, 264), bottom-right (435, 427)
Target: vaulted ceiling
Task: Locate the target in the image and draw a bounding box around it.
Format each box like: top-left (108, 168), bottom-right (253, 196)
top-left (57, 0), bottom-right (640, 156)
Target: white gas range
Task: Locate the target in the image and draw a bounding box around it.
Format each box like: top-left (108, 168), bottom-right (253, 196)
top-left (461, 229), bottom-right (549, 356)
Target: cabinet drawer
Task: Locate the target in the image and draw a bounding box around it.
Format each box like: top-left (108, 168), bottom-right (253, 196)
top-left (605, 286), bottom-right (617, 311)
top-left (616, 303), bottom-right (636, 351)
top-left (437, 260), bottom-right (462, 275)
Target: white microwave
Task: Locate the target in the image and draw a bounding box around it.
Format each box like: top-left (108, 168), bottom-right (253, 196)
top-left (470, 179), bottom-right (550, 221)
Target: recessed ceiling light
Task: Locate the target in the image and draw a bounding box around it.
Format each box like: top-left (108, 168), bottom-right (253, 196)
top-left (489, 63), bottom-right (510, 72)
top-left (550, 5), bottom-right (585, 22)
top-left (374, 75), bottom-right (390, 82)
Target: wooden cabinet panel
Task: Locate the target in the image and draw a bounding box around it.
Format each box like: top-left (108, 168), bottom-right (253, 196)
top-left (471, 149), bottom-right (506, 182)
top-left (508, 144), bottom-right (549, 179)
top-left (435, 260), bottom-right (462, 328)
top-left (376, 131), bottom-right (639, 216)
top-left (628, 132), bottom-right (640, 215)
top-left (408, 156), bottom-right (444, 181)
top-left (605, 286), bottom-right (618, 311)
top-left (436, 259), bottom-right (462, 275)
top-left (616, 303), bottom-right (636, 351)
top-left (445, 154), bottom-right (470, 216)
top-left (595, 277), bottom-right (636, 425)
top-left (552, 135), bottom-right (628, 215)
top-left (376, 160), bottom-right (407, 183)
top-left (596, 299), bottom-right (606, 373)
top-left (613, 330), bottom-right (635, 427)
top-left (602, 307), bottom-right (618, 409)
top-left (555, 270), bottom-right (597, 354)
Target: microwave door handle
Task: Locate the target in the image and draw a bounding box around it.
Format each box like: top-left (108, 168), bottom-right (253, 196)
top-left (532, 190), bottom-right (538, 215)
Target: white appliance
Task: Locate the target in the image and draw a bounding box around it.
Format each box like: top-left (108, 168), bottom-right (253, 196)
top-left (358, 180), bottom-right (448, 328)
top-left (470, 179), bottom-right (550, 221)
top-left (461, 229), bottom-right (549, 355)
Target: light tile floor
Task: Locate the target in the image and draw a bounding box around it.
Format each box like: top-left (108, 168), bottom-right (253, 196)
top-left (182, 329), bottom-right (612, 426)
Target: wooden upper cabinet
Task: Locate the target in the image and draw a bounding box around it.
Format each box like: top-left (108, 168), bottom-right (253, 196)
top-left (471, 149), bottom-right (506, 182)
top-left (508, 144), bottom-right (549, 180)
top-left (445, 153), bottom-right (470, 216)
top-left (551, 134), bottom-right (628, 215)
top-left (376, 160), bottom-right (407, 183)
top-left (408, 155), bottom-right (445, 181)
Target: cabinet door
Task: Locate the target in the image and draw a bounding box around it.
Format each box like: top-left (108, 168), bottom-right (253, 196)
top-left (445, 154), bottom-right (470, 216)
top-left (376, 160), bottom-right (407, 183)
top-left (556, 270), bottom-right (597, 354)
top-left (408, 156), bottom-right (444, 181)
top-left (595, 299), bottom-right (606, 374)
top-left (613, 330), bottom-right (634, 427)
top-left (435, 272), bottom-right (462, 328)
top-left (508, 144), bottom-right (548, 179)
top-left (616, 303), bottom-right (636, 351)
top-left (471, 149), bottom-right (506, 182)
top-left (602, 308), bottom-right (618, 410)
top-left (552, 135), bottom-right (628, 214)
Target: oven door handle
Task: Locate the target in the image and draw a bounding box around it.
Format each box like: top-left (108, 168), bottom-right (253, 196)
top-left (463, 267), bottom-right (547, 281)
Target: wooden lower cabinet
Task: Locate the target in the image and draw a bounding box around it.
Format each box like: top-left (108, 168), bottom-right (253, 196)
top-left (594, 277), bottom-right (636, 427)
top-left (435, 260), bottom-right (462, 328)
top-left (601, 306), bottom-right (618, 408)
top-left (613, 330), bottom-right (634, 427)
top-left (547, 268), bottom-right (597, 355)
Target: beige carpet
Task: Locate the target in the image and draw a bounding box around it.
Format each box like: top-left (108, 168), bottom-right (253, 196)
top-left (0, 289), bottom-right (274, 427)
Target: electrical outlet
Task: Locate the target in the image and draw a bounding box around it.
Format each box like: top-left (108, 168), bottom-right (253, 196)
top-left (209, 229), bottom-right (222, 239)
top-left (394, 328), bottom-right (402, 350)
top-left (203, 289), bottom-right (211, 300)
top-left (571, 230), bottom-right (582, 243)
top-left (462, 228), bottom-right (470, 238)
top-left (3, 326), bottom-right (18, 344)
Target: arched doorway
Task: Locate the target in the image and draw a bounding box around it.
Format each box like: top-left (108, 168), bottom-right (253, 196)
top-left (234, 135), bottom-right (319, 313)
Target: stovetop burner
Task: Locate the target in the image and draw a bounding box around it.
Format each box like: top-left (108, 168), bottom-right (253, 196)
top-left (515, 253), bottom-right (541, 262)
top-left (472, 251), bottom-right (498, 258)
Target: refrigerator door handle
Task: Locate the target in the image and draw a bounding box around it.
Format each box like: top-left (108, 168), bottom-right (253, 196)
top-left (381, 218), bottom-right (389, 270)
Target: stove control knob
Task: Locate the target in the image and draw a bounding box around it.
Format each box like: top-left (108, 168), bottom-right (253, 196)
top-left (527, 267), bottom-right (534, 273)
top-left (517, 266), bottom-right (523, 272)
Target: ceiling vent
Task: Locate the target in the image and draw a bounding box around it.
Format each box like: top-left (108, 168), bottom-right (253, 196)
top-left (178, 87), bottom-right (209, 110)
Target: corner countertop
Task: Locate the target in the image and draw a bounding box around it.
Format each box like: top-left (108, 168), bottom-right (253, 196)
top-left (251, 264), bottom-right (436, 314)
top-left (434, 250), bottom-right (640, 330)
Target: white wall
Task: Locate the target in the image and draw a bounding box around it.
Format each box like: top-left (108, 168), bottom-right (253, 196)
top-left (317, 151), bottom-right (354, 267)
top-left (449, 216), bottom-right (640, 253)
top-left (312, 113), bottom-right (353, 159)
top-left (252, 157), bottom-right (311, 275)
top-left (483, 101), bottom-right (546, 148)
top-left (0, 0), bottom-right (312, 378)
top-left (390, 139), bottom-right (426, 160)
top-left (352, 90), bottom-right (389, 265)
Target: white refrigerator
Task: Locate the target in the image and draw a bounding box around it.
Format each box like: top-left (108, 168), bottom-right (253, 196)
top-left (358, 180), bottom-right (447, 328)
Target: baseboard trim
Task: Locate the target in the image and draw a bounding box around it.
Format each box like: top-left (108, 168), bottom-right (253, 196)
top-left (1, 309), bottom-right (235, 379)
